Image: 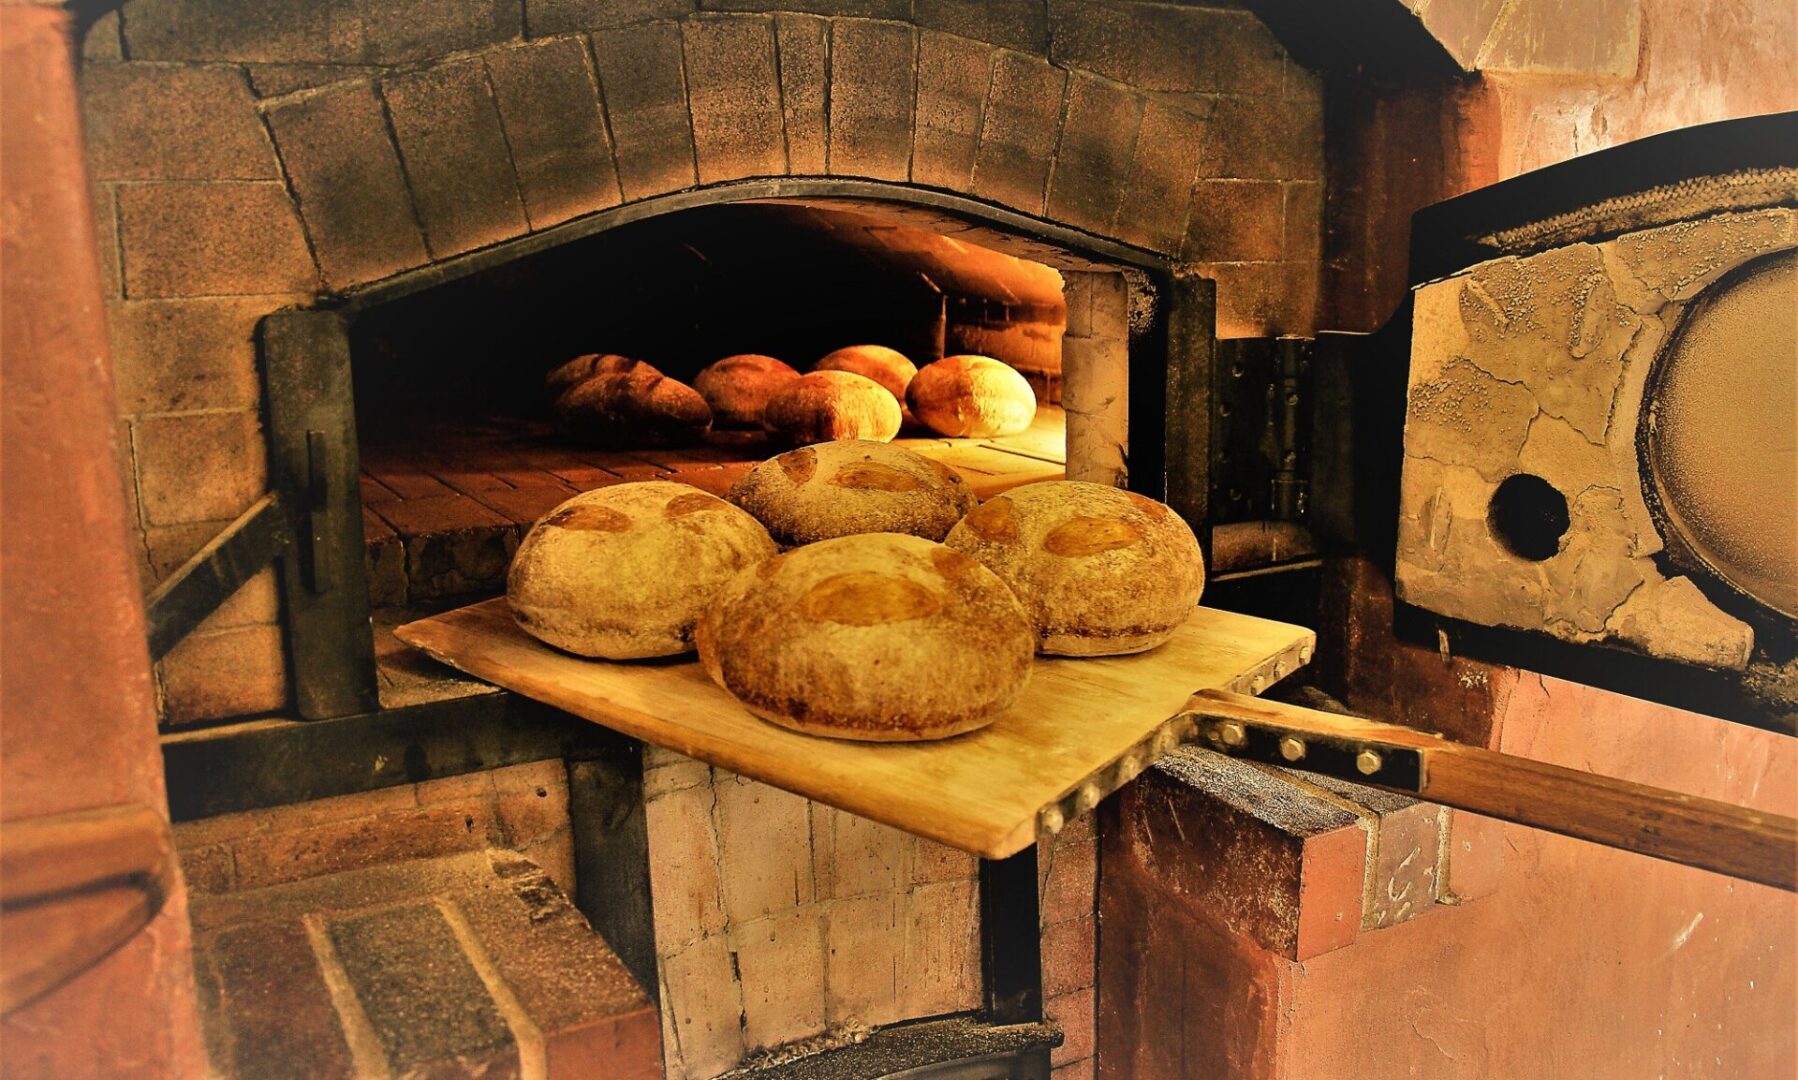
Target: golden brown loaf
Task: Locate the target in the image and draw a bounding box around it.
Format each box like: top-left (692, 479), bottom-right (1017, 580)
top-left (694, 533), bottom-right (1035, 741)
top-left (943, 481), bottom-right (1205, 656)
top-left (815, 345), bottom-right (918, 408)
top-left (554, 370), bottom-right (712, 446)
top-left (906, 355), bottom-right (1037, 438)
top-left (508, 482), bottom-right (777, 659)
top-left (693, 354), bottom-right (801, 427)
top-left (761, 370), bottom-right (903, 446)
top-left (545, 353), bottom-right (656, 399)
top-left (726, 440), bottom-right (978, 545)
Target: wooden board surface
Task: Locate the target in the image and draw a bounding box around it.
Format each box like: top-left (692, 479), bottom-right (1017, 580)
top-left (397, 598), bottom-right (1313, 858)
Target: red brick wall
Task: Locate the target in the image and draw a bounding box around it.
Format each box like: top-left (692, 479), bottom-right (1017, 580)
top-left (79, 0), bottom-right (1326, 724)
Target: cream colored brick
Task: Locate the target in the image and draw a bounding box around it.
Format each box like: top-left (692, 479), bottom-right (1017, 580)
top-left (735, 907), bottom-right (827, 1052)
top-left (824, 893), bottom-right (901, 1028)
top-left (898, 879), bottom-right (981, 1020)
top-left (715, 778), bottom-right (813, 924)
top-left (911, 837), bottom-right (978, 886)
top-left (644, 746), bottom-right (712, 799)
top-left (645, 782), bottom-right (727, 957)
top-left (824, 808), bottom-right (909, 900)
top-left (659, 935), bottom-right (744, 1079)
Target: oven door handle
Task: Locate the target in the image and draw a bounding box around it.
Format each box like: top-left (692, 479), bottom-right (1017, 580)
top-left (1179, 689), bottom-right (1797, 892)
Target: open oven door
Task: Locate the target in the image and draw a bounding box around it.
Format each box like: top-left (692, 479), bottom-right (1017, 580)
top-left (1198, 111), bottom-right (1798, 892)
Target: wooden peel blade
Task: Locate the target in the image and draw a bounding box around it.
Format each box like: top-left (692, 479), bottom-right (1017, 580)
top-left (1179, 689), bottom-right (1798, 893)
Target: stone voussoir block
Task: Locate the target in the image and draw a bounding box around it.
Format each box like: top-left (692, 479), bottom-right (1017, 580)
top-left (828, 18), bottom-right (917, 182)
top-left (382, 57), bottom-right (530, 255)
top-left (117, 181), bottom-right (316, 298)
top-left (590, 20), bottom-right (700, 201)
top-left (1045, 70), bottom-right (1142, 236)
top-left (1202, 95), bottom-right (1324, 181)
top-left (121, 0), bottom-right (522, 66)
top-left (912, 29), bottom-right (993, 193)
top-left (485, 35), bottom-right (623, 228)
top-left (970, 48), bottom-right (1065, 216)
top-left (774, 13), bottom-right (829, 174)
top-left (1112, 97), bottom-right (1210, 256)
top-left (264, 78), bottom-right (429, 289)
top-left (82, 62), bottom-right (279, 182)
top-left (1183, 179), bottom-right (1286, 262)
top-left (526, 0), bottom-right (697, 37)
top-left (682, 14), bottom-right (787, 183)
top-left (913, 0), bottom-right (1047, 53)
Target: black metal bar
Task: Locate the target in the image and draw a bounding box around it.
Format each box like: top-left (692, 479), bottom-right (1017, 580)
top-left (1160, 273), bottom-right (1215, 530)
top-left (145, 493), bottom-right (292, 661)
top-left (160, 689), bottom-right (626, 821)
top-left (260, 310), bottom-right (378, 720)
top-left (566, 751), bottom-right (659, 1004)
top-left (977, 847), bottom-right (1043, 1027)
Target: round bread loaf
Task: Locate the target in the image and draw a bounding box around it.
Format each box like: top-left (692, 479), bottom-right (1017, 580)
top-left (762, 370), bottom-right (903, 446)
top-left (695, 533), bottom-right (1035, 741)
top-left (545, 353), bottom-right (656, 399)
top-left (815, 345), bottom-right (918, 408)
top-left (943, 481), bottom-right (1204, 656)
top-left (694, 354), bottom-right (801, 427)
top-left (554, 370), bottom-right (712, 446)
top-left (726, 440), bottom-right (978, 545)
top-left (508, 482), bottom-right (776, 659)
top-left (907, 355), bottom-right (1037, 438)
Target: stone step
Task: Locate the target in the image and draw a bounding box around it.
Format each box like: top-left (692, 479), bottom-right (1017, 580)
top-left (191, 849), bottom-right (660, 1080)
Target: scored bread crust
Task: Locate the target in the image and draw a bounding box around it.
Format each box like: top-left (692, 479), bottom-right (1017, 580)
top-left (694, 354), bottom-right (801, 427)
top-left (906, 355), bottom-right (1037, 438)
top-left (508, 481), bottom-right (777, 658)
top-left (554, 370), bottom-right (712, 446)
top-left (725, 440), bottom-right (978, 545)
top-left (943, 480), bottom-right (1205, 656)
top-left (762, 370), bottom-right (903, 446)
top-left (695, 533), bottom-right (1035, 741)
top-left (545, 353), bottom-right (656, 399)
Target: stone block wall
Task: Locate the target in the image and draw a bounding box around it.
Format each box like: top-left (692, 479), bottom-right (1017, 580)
top-left (641, 746), bottom-right (1099, 1079)
top-left (79, 0), bottom-right (1326, 725)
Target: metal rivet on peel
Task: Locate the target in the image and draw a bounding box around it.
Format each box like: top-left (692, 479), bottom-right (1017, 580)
top-left (1356, 749), bottom-right (1383, 776)
top-left (1075, 783), bottom-right (1102, 813)
top-left (1041, 806), bottom-right (1065, 833)
top-left (1217, 721), bottom-right (1247, 748)
top-left (1279, 736), bottom-right (1306, 762)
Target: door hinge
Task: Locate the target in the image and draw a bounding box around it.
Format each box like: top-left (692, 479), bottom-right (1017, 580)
top-left (1212, 336), bottom-right (1313, 525)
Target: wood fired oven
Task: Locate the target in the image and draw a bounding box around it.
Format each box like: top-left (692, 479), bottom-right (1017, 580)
top-left (29, 0), bottom-right (1790, 1076)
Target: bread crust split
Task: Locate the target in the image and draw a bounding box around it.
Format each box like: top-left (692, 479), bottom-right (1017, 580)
top-left (725, 440), bottom-right (978, 545)
top-left (815, 345), bottom-right (918, 414)
top-left (508, 481), bottom-right (777, 659)
top-left (944, 480), bottom-right (1205, 656)
top-left (695, 533), bottom-right (1035, 741)
top-left (544, 353), bottom-right (656, 399)
top-left (761, 370), bottom-right (903, 446)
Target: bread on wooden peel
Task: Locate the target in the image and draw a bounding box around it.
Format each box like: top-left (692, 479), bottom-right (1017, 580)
top-left (815, 345), bottom-right (918, 414)
top-left (906, 354), bottom-right (1037, 438)
top-left (943, 480), bottom-right (1205, 656)
top-left (508, 482), bottom-right (777, 659)
top-left (694, 353), bottom-right (801, 427)
top-left (553, 370), bottom-right (712, 446)
top-left (725, 440), bottom-right (978, 545)
top-left (762, 370), bottom-right (903, 445)
top-left (545, 353), bottom-right (656, 399)
top-left (695, 533), bottom-right (1035, 741)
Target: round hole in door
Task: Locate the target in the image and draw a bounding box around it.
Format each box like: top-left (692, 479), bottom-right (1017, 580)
top-left (1488, 473), bottom-right (1570, 561)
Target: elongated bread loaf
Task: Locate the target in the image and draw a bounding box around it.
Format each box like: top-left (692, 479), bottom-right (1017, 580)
top-left (695, 533), bottom-right (1035, 740)
top-left (545, 353), bottom-right (656, 399)
top-left (508, 482), bottom-right (776, 658)
top-left (907, 355), bottom-right (1036, 438)
top-left (726, 440), bottom-right (977, 544)
top-left (762, 370), bottom-right (902, 446)
top-left (815, 345), bottom-right (918, 409)
top-left (943, 481), bottom-right (1204, 656)
top-left (554, 370), bottom-right (712, 446)
top-left (694, 354), bottom-right (801, 427)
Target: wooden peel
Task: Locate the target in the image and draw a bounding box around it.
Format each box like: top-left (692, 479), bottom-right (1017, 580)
top-left (1181, 690), bottom-right (1798, 892)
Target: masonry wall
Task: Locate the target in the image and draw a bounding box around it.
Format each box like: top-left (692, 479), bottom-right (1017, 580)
top-left (78, 0), bottom-right (1325, 727)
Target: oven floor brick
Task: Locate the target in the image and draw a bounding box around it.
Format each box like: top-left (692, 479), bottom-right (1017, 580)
top-left (191, 849), bottom-right (660, 1080)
